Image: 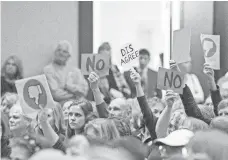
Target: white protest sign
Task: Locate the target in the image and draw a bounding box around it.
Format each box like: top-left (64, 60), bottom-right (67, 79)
top-left (157, 67), bottom-right (185, 94)
top-left (172, 28), bottom-right (191, 64)
top-left (200, 34), bottom-right (220, 70)
top-left (81, 53), bottom-right (110, 77)
top-left (120, 43), bottom-right (139, 70)
top-left (15, 75), bottom-right (55, 119)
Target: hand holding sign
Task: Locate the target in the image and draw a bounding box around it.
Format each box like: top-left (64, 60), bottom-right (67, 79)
top-left (81, 53), bottom-right (110, 77)
top-left (165, 90), bottom-right (179, 108)
top-left (15, 75), bottom-right (55, 119)
top-left (88, 72), bottom-right (100, 90)
top-left (130, 68), bottom-right (141, 85)
top-left (157, 67), bottom-right (185, 94)
top-left (200, 34), bottom-right (220, 70)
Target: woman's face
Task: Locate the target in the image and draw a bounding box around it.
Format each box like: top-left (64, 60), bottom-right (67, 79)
top-left (1, 99), bottom-right (10, 115)
top-left (38, 108), bottom-right (54, 128)
top-left (9, 106), bottom-right (27, 131)
top-left (68, 105), bottom-right (85, 130)
top-left (10, 146), bottom-right (30, 160)
top-left (5, 58), bottom-right (17, 76)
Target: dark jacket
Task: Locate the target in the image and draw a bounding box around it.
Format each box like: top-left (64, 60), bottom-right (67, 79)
top-left (1, 76), bottom-right (17, 96)
top-left (124, 68), bottom-right (162, 99)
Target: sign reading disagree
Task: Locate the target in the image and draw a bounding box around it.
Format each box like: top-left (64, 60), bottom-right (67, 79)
top-left (120, 43), bottom-right (139, 69)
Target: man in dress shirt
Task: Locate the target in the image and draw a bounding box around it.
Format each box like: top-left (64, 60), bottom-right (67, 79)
top-left (44, 40), bottom-right (88, 103)
top-left (124, 49), bottom-right (162, 99)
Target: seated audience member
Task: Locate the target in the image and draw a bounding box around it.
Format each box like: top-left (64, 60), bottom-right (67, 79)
top-left (1, 93), bottom-right (19, 117)
top-left (217, 76), bottom-right (228, 99)
top-left (84, 118), bottom-right (120, 141)
top-left (147, 97), bottom-right (165, 118)
top-left (210, 116), bottom-right (228, 134)
top-left (1, 111), bottom-right (11, 158)
top-left (182, 61), bottom-right (204, 104)
top-left (181, 117), bottom-right (209, 133)
top-left (1, 55), bottom-right (23, 95)
top-left (66, 135), bottom-right (90, 157)
top-left (88, 72), bottom-right (132, 121)
top-left (97, 42), bottom-right (131, 101)
top-left (10, 136), bottom-right (42, 160)
top-left (154, 129), bottom-right (194, 159)
top-left (187, 130), bottom-right (228, 160)
top-left (36, 104), bottom-right (66, 141)
top-left (217, 99), bottom-right (228, 116)
top-left (9, 104), bottom-right (34, 138)
top-left (44, 40), bottom-right (88, 103)
top-left (124, 49), bottom-right (162, 99)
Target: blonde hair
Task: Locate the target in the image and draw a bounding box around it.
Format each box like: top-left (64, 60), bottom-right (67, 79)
top-left (84, 118), bottom-right (120, 141)
top-left (181, 117), bottom-right (209, 133)
top-left (55, 40), bottom-right (72, 55)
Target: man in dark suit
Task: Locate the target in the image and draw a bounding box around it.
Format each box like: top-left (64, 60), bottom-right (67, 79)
top-left (124, 49), bottom-right (162, 99)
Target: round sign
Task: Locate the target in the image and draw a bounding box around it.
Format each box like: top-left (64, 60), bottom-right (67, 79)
top-left (23, 79), bottom-right (47, 110)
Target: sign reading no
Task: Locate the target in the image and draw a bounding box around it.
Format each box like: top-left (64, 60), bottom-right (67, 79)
top-left (157, 67), bottom-right (185, 94)
top-left (81, 53), bottom-right (110, 77)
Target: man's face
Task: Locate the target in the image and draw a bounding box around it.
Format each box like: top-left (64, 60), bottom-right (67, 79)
top-left (139, 54), bottom-right (150, 69)
top-left (9, 106), bottom-right (27, 131)
top-left (54, 44), bottom-right (71, 65)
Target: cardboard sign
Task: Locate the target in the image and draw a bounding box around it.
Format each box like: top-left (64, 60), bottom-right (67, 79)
top-left (120, 43), bottom-right (139, 69)
top-left (81, 53), bottom-right (110, 77)
top-left (200, 34), bottom-right (220, 70)
top-left (172, 28), bottom-right (191, 64)
top-left (157, 67), bottom-right (185, 94)
top-left (15, 75), bottom-right (55, 118)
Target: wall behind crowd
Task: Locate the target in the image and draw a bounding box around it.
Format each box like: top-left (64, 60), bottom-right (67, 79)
top-left (1, 1), bottom-right (79, 78)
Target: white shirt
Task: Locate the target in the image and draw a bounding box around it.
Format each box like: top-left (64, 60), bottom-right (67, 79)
top-left (185, 73), bottom-right (204, 103)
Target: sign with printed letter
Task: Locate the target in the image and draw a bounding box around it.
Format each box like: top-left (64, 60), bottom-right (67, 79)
top-left (200, 34), bottom-right (220, 70)
top-left (120, 43), bottom-right (139, 70)
top-left (172, 28), bottom-right (192, 64)
top-left (157, 67), bottom-right (185, 94)
top-left (81, 53), bottom-right (110, 77)
top-left (15, 75), bottom-right (55, 118)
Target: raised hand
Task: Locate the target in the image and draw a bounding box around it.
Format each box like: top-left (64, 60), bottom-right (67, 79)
top-left (165, 90), bottom-right (179, 108)
top-left (169, 60), bottom-right (181, 72)
top-left (203, 63), bottom-right (215, 81)
top-left (203, 63), bottom-right (216, 91)
top-left (130, 68), bottom-right (141, 86)
top-left (88, 72), bottom-right (100, 90)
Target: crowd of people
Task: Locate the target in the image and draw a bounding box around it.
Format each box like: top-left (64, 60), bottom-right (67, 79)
top-left (1, 40), bottom-right (228, 160)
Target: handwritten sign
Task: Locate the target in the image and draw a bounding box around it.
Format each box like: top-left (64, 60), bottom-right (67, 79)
top-left (120, 43), bottom-right (139, 69)
top-left (200, 34), bottom-right (220, 70)
top-left (15, 75), bottom-right (55, 118)
top-left (172, 28), bottom-right (191, 64)
top-left (157, 67), bottom-right (185, 94)
top-left (81, 53), bottom-right (110, 77)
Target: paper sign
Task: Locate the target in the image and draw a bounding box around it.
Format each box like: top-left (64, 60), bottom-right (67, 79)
top-left (15, 75), bottom-right (55, 118)
top-left (120, 43), bottom-right (139, 69)
top-left (172, 28), bottom-right (191, 64)
top-left (81, 53), bottom-right (110, 77)
top-left (200, 34), bottom-right (220, 70)
top-left (157, 67), bottom-right (185, 94)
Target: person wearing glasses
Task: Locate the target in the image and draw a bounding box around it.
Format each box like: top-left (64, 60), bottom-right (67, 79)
top-left (44, 40), bottom-right (88, 103)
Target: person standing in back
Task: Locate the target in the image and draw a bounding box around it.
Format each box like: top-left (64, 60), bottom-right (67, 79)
top-left (44, 40), bottom-right (88, 103)
top-left (124, 49), bottom-right (162, 99)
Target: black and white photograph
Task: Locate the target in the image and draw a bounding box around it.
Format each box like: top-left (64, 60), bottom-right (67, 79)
top-left (1, 1), bottom-right (228, 160)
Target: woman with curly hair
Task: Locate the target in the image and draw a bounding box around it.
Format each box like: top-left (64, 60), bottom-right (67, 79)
top-left (1, 55), bottom-right (23, 95)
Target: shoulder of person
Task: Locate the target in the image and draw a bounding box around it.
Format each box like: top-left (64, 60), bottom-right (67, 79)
top-left (43, 63), bottom-right (54, 73)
